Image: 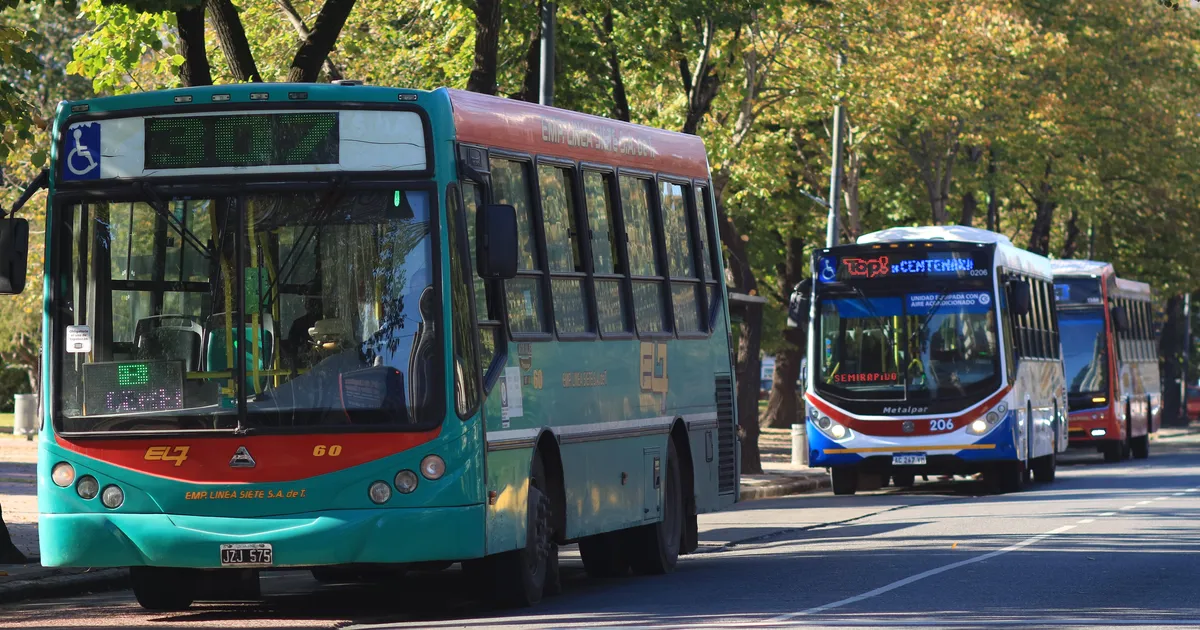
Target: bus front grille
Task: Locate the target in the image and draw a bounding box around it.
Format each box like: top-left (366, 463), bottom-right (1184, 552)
top-left (716, 374), bottom-right (736, 494)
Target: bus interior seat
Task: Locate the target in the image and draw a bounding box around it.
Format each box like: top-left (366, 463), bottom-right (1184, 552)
top-left (133, 315), bottom-right (203, 371)
top-left (201, 312), bottom-right (277, 388)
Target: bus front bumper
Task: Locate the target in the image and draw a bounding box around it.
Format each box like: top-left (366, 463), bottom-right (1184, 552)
top-left (38, 505), bottom-right (485, 569)
top-left (807, 416), bottom-right (1018, 470)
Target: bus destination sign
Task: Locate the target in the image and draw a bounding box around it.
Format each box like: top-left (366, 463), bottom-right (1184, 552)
top-left (145, 112), bottom-right (339, 170)
top-left (817, 250), bottom-right (988, 284)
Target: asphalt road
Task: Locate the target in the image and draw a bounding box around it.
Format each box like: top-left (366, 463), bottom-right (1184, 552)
top-left (4, 441), bottom-right (1200, 630)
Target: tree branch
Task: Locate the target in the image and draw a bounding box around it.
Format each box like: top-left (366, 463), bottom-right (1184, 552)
top-left (206, 0), bottom-right (262, 82)
top-left (275, 0), bottom-right (343, 81)
top-left (287, 0), bottom-right (356, 83)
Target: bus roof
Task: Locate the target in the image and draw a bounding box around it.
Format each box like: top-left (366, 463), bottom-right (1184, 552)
top-left (446, 89), bottom-right (710, 180)
top-left (1113, 277), bottom-right (1152, 300)
top-left (856, 225), bottom-right (1052, 279)
top-left (1050, 259), bottom-right (1114, 278)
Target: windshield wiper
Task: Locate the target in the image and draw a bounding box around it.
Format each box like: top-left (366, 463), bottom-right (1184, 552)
top-left (260, 177), bottom-right (348, 306)
top-left (910, 284), bottom-right (958, 348)
top-left (136, 182), bottom-right (211, 257)
top-left (844, 283), bottom-right (897, 356)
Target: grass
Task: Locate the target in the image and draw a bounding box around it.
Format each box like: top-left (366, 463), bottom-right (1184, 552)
top-left (0, 413), bottom-right (11, 429)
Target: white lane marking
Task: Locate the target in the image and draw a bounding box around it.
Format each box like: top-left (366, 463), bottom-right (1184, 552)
top-left (1186, 488), bottom-right (1198, 493)
top-left (1137, 500), bottom-right (1153, 505)
top-left (1174, 492), bottom-right (1187, 496)
top-left (1119, 506), bottom-right (1136, 511)
top-left (1077, 518), bottom-right (1095, 524)
top-left (767, 525), bottom-right (1077, 621)
top-left (1098, 512), bottom-right (1116, 516)
top-left (1154, 496), bottom-right (1168, 501)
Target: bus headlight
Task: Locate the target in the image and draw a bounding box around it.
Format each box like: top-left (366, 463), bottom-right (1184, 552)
top-left (816, 416), bottom-right (832, 430)
top-left (394, 470), bottom-right (418, 494)
top-left (830, 423), bottom-right (849, 439)
top-left (420, 455), bottom-right (445, 480)
top-left (75, 475), bottom-right (99, 500)
top-left (967, 419), bottom-right (990, 435)
top-left (51, 462), bottom-right (75, 487)
top-left (368, 481), bottom-right (392, 504)
top-left (986, 412), bottom-right (999, 425)
top-left (100, 485), bottom-right (124, 509)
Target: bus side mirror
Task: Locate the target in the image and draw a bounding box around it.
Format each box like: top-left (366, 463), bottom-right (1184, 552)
top-left (477, 204), bottom-right (518, 280)
top-left (787, 278), bottom-right (812, 329)
top-left (1008, 279), bottom-right (1031, 317)
top-left (1111, 305), bottom-right (1129, 333)
top-left (0, 218), bottom-right (29, 295)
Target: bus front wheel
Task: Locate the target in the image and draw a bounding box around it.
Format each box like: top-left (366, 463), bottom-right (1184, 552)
top-left (1131, 434), bottom-right (1150, 459)
top-left (1031, 451), bottom-right (1056, 483)
top-left (131, 566), bottom-right (196, 611)
top-left (831, 467), bottom-right (858, 495)
top-left (489, 450), bottom-right (555, 607)
top-left (985, 461), bottom-right (1025, 494)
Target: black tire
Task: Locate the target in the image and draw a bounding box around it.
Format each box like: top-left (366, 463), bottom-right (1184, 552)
top-left (891, 472), bottom-right (916, 488)
top-left (1102, 440), bottom-right (1122, 463)
top-left (1131, 434), bottom-right (1150, 459)
top-left (985, 461), bottom-right (1025, 494)
top-left (131, 567), bottom-right (196, 612)
top-left (489, 450), bottom-right (554, 608)
top-left (1122, 404), bottom-right (1133, 460)
top-left (831, 467), bottom-right (858, 495)
top-left (628, 440), bottom-right (684, 576)
top-left (579, 531), bottom-right (629, 578)
top-left (1032, 451), bottom-right (1056, 483)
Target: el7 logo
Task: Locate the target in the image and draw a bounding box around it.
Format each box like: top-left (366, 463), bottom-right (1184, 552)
top-left (144, 446), bottom-right (190, 467)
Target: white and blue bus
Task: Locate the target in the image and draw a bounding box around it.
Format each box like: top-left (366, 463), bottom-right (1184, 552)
top-left (795, 226), bottom-right (1068, 495)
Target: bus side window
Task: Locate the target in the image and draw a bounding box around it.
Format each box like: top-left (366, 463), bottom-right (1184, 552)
top-left (660, 180), bottom-right (703, 333)
top-left (582, 170), bottom-right (632, 336)
top-left (462, 181), bottom-right (503, 376)
top-left (694, 184), bottom-right (721, 325)
top-left (537, 164), bottom-right (593, 336)
top-left (620, 175), bottom-right (669, 335)
top-left (446, 184), bottom-right (481, 418)
top-left (491, 157), bottom-right (549, 335)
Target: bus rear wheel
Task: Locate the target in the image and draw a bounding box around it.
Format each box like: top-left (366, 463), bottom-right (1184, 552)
top-left (579, 531), bottom-right (629, 578)
top-left (985, 461), bottom-right (1025, 494)
top-left (629, 440), bottom-right (684, 576)
top-left (831, 467), bottom-right (858, 495)
top-left (1131, 434), bottom-right (1150, 459)
top-left (131, 567), bottom-right (196, 611)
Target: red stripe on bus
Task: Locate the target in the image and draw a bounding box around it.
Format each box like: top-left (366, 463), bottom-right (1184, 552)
top-left (805, 386), bottom-right (1012, 437)
top-left (52, 428), bottom-right (443, 484)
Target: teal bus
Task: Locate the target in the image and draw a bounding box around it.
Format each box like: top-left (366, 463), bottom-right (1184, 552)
top-left (0, 82), bottom-right (739, 610)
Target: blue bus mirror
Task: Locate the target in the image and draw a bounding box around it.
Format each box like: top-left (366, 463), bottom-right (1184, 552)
top-left (1008, 279), bottom-right (1031, 317)
top-left (0, 218), bottom-right (29, 295)
top-left (478, 204), bottom-right (518, 280)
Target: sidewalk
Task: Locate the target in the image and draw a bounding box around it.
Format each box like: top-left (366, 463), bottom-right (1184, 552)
top-left (740, 427), bottom-right (830, 500)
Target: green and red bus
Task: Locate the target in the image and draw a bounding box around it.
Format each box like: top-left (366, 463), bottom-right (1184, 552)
top-left (1051, 260), bottom-right (1160, 461)
top-left (0, 82), bottom-right (738, 610)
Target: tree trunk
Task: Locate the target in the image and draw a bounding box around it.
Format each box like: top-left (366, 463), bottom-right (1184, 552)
top-left (286, 0), bottom-right (356, 82)
top-left (1026, 160), bottom-right (1055, 255)
top-left (516, 23), bottom-right (542, 102)
top-left (0, 502), bottom-right (28, 564)
top-left (1060, 209), bottom-right (1080, 259)
top-left (467, 0), bottom-right (501, 95)
top-left (603, 11), bottom-right (629, 122)
top-left (1161, 294), bottom-right (1188, 427)
top-left (176, 5), bottom-right (213, 87)
top-left (276, 0), bottom-right (344, 81)
top-left (678, 18), bottom-right (720, 136)
top-left (960, 191), bottom-right (977, 227)
top-left (842, 128), bottom-right (862, 240)
top-left (764, 236), bottom-right (806, 430)
top-left (206, 0), bottom-right (262, 82)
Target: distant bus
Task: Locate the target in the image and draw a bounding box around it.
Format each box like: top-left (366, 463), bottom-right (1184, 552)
top-left (1052, 260), bottom-right (1160, 461)
top-left (796, 226), bottom-right (1068, 495)
top-left (0, 82), bottom-right (738, 611)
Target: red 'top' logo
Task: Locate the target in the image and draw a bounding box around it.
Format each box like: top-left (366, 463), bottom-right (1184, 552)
top-left (844, 256), bottom-right (890, 278)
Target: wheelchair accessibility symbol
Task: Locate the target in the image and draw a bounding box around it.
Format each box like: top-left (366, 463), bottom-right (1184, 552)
top-left (818, 256), bottom-right (838, 283)
top-left (63, 122), bottom-right (100, 181)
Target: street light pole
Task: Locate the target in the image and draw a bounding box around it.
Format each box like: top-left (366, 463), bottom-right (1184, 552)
top-left (539, 1), bottom-right (556, 107)
top-left (826, 27), bottom-right (846, 248)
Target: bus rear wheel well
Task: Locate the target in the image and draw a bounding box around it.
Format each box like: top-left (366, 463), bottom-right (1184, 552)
top-left (535, 432), bottom-right (567, 545)
top-left (669, 419), bottom-right (699, 555)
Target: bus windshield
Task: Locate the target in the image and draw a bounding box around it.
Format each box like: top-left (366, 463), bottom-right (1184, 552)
top-left (54, 187), bottom-right (440, 433)
top-left (815, 290), bottom-right (1000, 402)
top-left (1059, 308), bottom-right (1109, 400)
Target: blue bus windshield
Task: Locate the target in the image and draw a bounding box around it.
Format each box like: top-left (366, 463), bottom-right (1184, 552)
top-left (816, 291), bottom-right (999, 402)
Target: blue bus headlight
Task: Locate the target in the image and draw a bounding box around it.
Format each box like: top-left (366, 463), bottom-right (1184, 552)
top-left (830, 423), bottom-right (848, 439)
top-left (967, 419), bottom-right (989, 435)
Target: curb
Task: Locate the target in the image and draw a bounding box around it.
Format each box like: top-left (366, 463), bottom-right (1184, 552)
top-left (739, 474), bottom-right (830, 501)
top-left (0, 568), bottom-right (129, 605)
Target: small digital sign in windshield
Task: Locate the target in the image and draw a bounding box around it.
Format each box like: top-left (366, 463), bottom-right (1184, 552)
top-left (817, 250), bottom-right (988, 284)
top-left (1054, 278), bottom-right (1104, 305)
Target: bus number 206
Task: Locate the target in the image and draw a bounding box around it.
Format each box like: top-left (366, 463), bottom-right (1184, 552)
top-left (929, 419), bottom-right (955, 432)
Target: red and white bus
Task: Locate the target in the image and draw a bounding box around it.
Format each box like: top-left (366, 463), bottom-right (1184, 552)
top-left (1052, 261), bottom-right (1160, 461)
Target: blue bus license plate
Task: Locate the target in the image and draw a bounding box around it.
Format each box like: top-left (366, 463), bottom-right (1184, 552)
top-left (892, 454), bottom-right (926, 466)
top-left (220, 543), bottom-right (273, 567)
